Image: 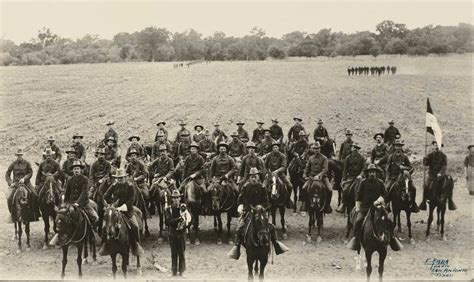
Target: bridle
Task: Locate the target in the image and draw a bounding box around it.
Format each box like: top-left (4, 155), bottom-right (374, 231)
top-left (57, 206), bottom-right (88, 246)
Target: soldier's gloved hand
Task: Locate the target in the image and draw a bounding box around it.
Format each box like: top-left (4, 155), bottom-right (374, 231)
top-left (357, 175), bottom-right (363, 180)
top-left (374, 160), bottom-right (380, 165)
top-left (73, 203), bottom-right (79, 207)
top-left (19, 178), bottom-right (25, 184)
top-left (237, 204), bottom-right (243, 214)
top-left (98, 179), bottom-right (103, 184)
top-left (437, 173), bottom-right (442, 177)
top-left (190, 173), bottom-right (196, 179)
top-left (313, 175), bottom-right (320, 181)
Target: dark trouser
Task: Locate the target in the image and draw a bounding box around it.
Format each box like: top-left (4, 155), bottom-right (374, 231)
top-left (170, 235), bottom-right (186, 275)
top-left (352, 209), bottom-right (368, 238)
top-left (137, 183), bottom-right (150, 200)
top-left (83, 204), bottom-right (99, 225)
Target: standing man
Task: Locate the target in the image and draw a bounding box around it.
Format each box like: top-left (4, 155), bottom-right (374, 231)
top-left (165, 190), bottom-right (190, 277)
top-left (45, 136), bottom-right (62, 163)
top-left (465, 145), bottom-right (474, 195)
top-left (5, 149), bottom-right (39, 221)
top-left (313, 119), bottom-right (329, 144)
top-left (336, 143), bottom-right (365, 213)
top-left (193, 125), bottom-right (206, 143)
top-left (338, 129), bottom-right (354, 161)
top-left (287, 116), bottom-right (306, 143)
top-left (211, 121), bottom-right (227, 145)
top-left (103, 121), bottom-right (118, 148)
top-left (384, 120), bottom-right (401, 147)
top-left (71, 133), bottom-right (86, 163)
top-left (251, 121), bottom-right (265, 145)
top-left (228, 132), bottom-right (247, 159)
top-left (236, 121), bottom-right (249, 143)
top-left (420, 141), bottom-right (455, 210)
top-left (155, 121), bottom-right (168, 142)
top-left (176, 120), bottom-right (190, 143)
top-left (270, 119), bottom-right (284, 144)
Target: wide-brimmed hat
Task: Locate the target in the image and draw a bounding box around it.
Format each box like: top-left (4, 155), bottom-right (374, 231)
top-left (431, 140), bottom-right (444, 147)
top-left (106, 120), bottom-right (115, 126)
top-left (365, 164), bottom-right (380, 172)
top-left (263, 128), bottom-right (271, 134)
top-left (271, 141), bottom-right (280, 148)
top-left (95, 147), bottom-right (106, 154)
top-left (47, 136), bottom-right (55, 141)
top-left (317, 119), bottom-right (323, 124)
top-left (299, 130), bottom-right (307, 136)
top-left (393, 140), bottom-right (404, 146)
top-left (351, 142), bottom-right (361, 149)
top-left (158, 144), bottom-right (168, 151)
top-left (178, 120), bottom-right (187, 126)
top-left (246, 141), bottom-right (257, 149)
top-left (345, 129), bottom-right (353, 136)
top-left (249, 167), bottom-right (259, 175)
top-left (15, 149), bottom-right (24, 155)
top-left (112, 169), bottom-right (127, 178)
top-left (194, 125), bottom-right (203, 131)
top-left (181, 130), bottom-right (190, 137)
top-left (156, 132), bottom-right (165, 138)
top-left (128, 134), bottom-right (140, 142)
top-left (311, 141), bottom-right (321, 149)
top-left (271, 118), bottom-right (279, 123)
top-left (65, 147), bottom-right (77, 154)
top-left (127, 148), bottom-right (139, 157)
top-left (293, 116), bottom-right (302, 122)
top-left (230, 131), bottom-right (239, 137)
top-left (190, 141), bottom-right (200, 149)
top-left (43, 148), bottom-right (55, 156)
top-left (72, 133), bottom-right (83, 139)
top-left (217, 141), bottom-right (229, 150)
top-left (71, 160), bottom-right (84, 169)
top-left (468, 145), bottom-right (474, 150)
top-left (214, 121), bottom-right (220, 126)
top-left (156, 121), bottom-right (166, 126)
top-left (373, 133), bottom-right (384, 140)
top-left (171, 190), bottom-right (182, 198)
top-left (388, 120), bottom-right (395, 124)
top-left (236, 121), bottom-right (245, 126)
top-left (204, 129), bottom-right (210, 136)
top-left (256, 120), bottom-right (264, 125)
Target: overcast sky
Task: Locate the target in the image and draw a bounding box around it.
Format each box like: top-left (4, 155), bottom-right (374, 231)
top-left (0, 0), bottom-right (472, 44)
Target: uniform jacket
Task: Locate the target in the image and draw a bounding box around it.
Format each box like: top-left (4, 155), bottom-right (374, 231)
top-left (228, 139), bottom-right (246, 158)
top-left (64, 174), bottom-right (89, 207)
top-left (384, 126), bottom-right (401, 144)
top-left (356, 178), bottom-right (387, 210)
top-left (424, 150), bottom-right (447, 176)
top-left (338, 139), bottom-right (353, 161)
top-left (259, 138), bottom-right (276, 156)
top-left (371, 143), bottom-right (389, 163)
top-left (237, 128), bottom-right (249, 143)
top-left (265, 151), bottom-right (287, 175)
top-left (104, 182), bottom-right (135, 210)
top-left (238, 182), bottom-right (269, 211)
top-left (270, 124), bottom-right (283, 141)
top-left (126, 159), bottom-right (148, 184)
top-left (183, 153), bottom-right (205, 178)
top-left (304, 153), bottom-right (328, 179)
top-left (89, 158), bottom-right (111, 187)
top-left (149, 155), bottom-right (174, 178)
top-left (240, 153), bottom-right (265, 179)
top-left (252, 128), bottom-right (265, 144)
top-left (36, 159), bottom-right (61, 185)
top-left (210, 154), bottom-right (235, 178)
top-left (5, 159), bottom-right (33, 186)
top-left (288, 124), bottom-right (306, 142)
top-left (72, 143), bottom-right (86, 161)
top-left (313, 126), bottom-right (329, 142)
top-left (343, 151), bottom-right (366, 180)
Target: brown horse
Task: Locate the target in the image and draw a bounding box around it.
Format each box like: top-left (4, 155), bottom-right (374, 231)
top-left (38, 176), bottom-right (61, 249)
top-left (265, 174), bottom-right (289, 239)
top-left (304, 179), bottom-right (327, 244)
top-left (11, 184), bottom-right (33, 253)
top-left (425, 175), bottom-right (454, 241)
top-left (149, 176), bottom-right (175, 243)
top-left (209, 178), bottom-right (239, 244)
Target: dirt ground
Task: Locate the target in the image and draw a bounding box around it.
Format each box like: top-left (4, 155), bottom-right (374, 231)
top-left (0, 55), bottom-right (472, 280)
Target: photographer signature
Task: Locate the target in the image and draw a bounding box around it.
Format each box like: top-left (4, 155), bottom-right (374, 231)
top-left (424, 258), bottom-right (468, 277)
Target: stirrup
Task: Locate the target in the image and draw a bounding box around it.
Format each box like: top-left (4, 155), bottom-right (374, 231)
top-left (228, 245), bottom-right (240, 260)
top-left (49, 233), bottom-right (59, 246)
top-left (99, 243), bottom-right (109, 256)
top-left (346, 236), bottom-right (360, 251)
top-left (274, 241), bottom-right (289, 255)
top-left (419, 201), bottom-right (427, 211)
top-left (448, 199), bottom-right (457, 211)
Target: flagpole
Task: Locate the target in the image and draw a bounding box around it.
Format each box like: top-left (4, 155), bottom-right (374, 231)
top-left (423, 98), bottom-right (428, 189)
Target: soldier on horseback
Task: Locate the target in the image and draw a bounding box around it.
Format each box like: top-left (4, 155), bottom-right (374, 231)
top-left (381, 140), bottom-right (419, 212)
top-left (269, 119), bottom-right (283, 143)
top-left (152, 132), bottom-right (172, 160)
top-left (211, 121), bottom-right (227, 144)
top-left (336, 142), bottom-right (365, 213)
top-left (313, 119), bottom-right (329, 144)
top-left (236, 121), bottom-right (250, 143)
top-left (384, 120), bottom-right (401, 147)
top-left (289, 131), bottom-right (309, 161)
top-left (210, 142), bottom-right (238, 192)
top-left (71, 133), bottom-right (86, 163)
top-left (62, 147), bottom-right (82, 182)
top-left (228, 132), bottom-right (247, 158)
top-left (177, 132), bottom-right (192, 158)
top-left (45, 136), bottom-right (62, 163)
top-left (154, 121), bottom-right (168, 142)
top-left (338, 129), bottom-right (353, 161)
top-left (149, 144), bottom-right (175, 181)
top-left (371, 133), bottom-right (388, 180)
top-left (302, 142), bottom-right (333, 214)
top-left (198, 130), bottom-right (216, 159)
top-left (104, 137), bottom-right (120, 168)
top-left (36, 148), bottom-right (61, 190)
top-left (347, 164), bottom-right (402, 251)
top-left (126, 149), bottom-right (149, 200)
top-left (264, 141), bottom-right (293, 207)
top-left (101, 169), bottom-right (145, 256)
top-left (89, 147), bottom-right (111, 193)
top-left (259, 130), bottom-right (276, 157)
top-left (6, 149), bottom-right (40, 222)
top-left (287, 116), bottom-right (305, 143)
top-left (228, 168), bottom-right (289, 260)
top-left (176, 120), bottom-right (190, 143)
top-left (193, 125), bottom-right (206, 143)
top-left (238, 141), bottom-right (265, 187)
top-left (102, 121), bottom-right (118, 148)
top-left (126, 134), bottom-right (146, 162)
top-left (420, 141), bottom-right (456, 210)
top-left (182, 142), bottom-right (206, 188)
top-left (251, 121), bottom-right (265, 145)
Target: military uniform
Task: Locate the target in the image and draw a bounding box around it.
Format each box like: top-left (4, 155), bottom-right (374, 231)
top-left (198, 138), bottom-right (216, 157)
top-left (104, 145), bottom-right (120, 168)
top-left (384, 126), bottom-right (400, 146)
top-left (371, 143), bottom-right (389, 163)
top-left (237, 128), bottom-right (249, 143)
top-left (151, 140), bottom-right (172, 160)
top-left (252, 128), bottom-right (265, 145)
top-left (239, 153), bottom-right (265, 184)
top-left (192, 132), bottom-right (206, 143)
top-left (270, 124), bottom-right (283, 142)
top-left (72, 142), bottom-right (86, 162)
top-left (422, 149), bottom-right (455, 210)
top-left (104, 128), bottom-right (118, 147)
top-left (45, 143), bottom-right (62, 163)
top-left (126, 159), bottom-right (149, 199)
top-left (165, 205), bottom-right (187, 276)
top-left (64, 174), bottom-right (98, 224)
top-left (36, 159), bottom-right (61, 187)
top-left (302, 151), bottom-right (332, 213)
top-left (89, 158), bottom-right (111, 190)
top-left (155, 128), bottom-right (169, 142)
top-left (313, 126), bottom-right (329, 143)
top-left (175, 129), bottom-right (190, 143)
top-left (149, 154), bottom-right (174, 179)
top-left (228, 139), bottom-right (246, 158)
top-left (210, 154), bottom-right (236, 180)
top-left (287, 124), bottom-right (306, 142)
top-left (338, 140), bottom-right (353, 161)
top-left (183, 153), bottom-right (205, 179)
top-left (212, 129), bottom-right (227, 144)
top-left (264, 150), bottom-right (292, 191)
top-left (126, 143), bottom-right (146, 161)
top-left (178, 139), bottom-right (192, 158)
top-left (289, 138), bottom-right (309, 158)
top-left (5, 158), bottom-right (37, 217)
top-left (259, 137), bottom-right (276, 156)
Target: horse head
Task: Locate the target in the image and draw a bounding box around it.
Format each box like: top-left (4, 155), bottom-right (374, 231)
top-left (54, 204), bottom-right (79, 243)
top-left (210, 181), bottom-right (224, 212)
top-left (308, 180), bottom-right (324, 212)
top-left (103, 204), bottom-right (122, 240)
top-left (252, 205), bottom-right (270, 247)
top-left (372, 204), bottom-right (392, 246)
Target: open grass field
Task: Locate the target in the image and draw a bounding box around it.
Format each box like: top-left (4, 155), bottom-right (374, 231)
top-left (0, 55), bottom-right (472, 280)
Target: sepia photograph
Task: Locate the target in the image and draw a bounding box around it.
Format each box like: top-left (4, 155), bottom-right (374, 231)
top-left (0, 0), bottom-right (472, 280)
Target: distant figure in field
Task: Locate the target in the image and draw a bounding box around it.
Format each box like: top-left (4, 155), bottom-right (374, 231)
top-left (391, 66), bottom-right (397, 75)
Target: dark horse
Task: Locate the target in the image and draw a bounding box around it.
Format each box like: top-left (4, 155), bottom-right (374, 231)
top-left (149, 176), bottom-right (174, 243)
top-left (91, 179), bottom-right (112, 239)
top-left (11, 183), bottom-right (33, 253)
top-left (38, 176), bottom-right (61, 249)
top-left (304, 179), bottom-right (327, 244)
top-left (128, 178), bottom-right (150, 237)
top-left (54, 203), bottom-right (97, 278)
top-left (102, 205), bottom-right (143, 278)
top-left (287, 156), bottom-right (306, 214)
top-left (209, 178), bottom-right (239, 244)
top-left (425, 175), bottom-right (454, 241)
top-left (320, 138), bottom-right (336, 159)
top-left (344, 179), bottom-right (362, 241)
top-left (182, 177), bottom-right (207, 245)
top-left (265, 174), bottom-right (289, 239)
top-left (388, 173), bottom-right (415, 244)
top-left (328, 159), bottom-right (344, 206)
top-left (350, 204), bottom-right (393, 281)
top-left (243, 205), bottom-right (271, 281)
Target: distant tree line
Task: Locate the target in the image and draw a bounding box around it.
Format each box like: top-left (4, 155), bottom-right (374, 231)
top-left (0, 20), bottom-right (473, 66)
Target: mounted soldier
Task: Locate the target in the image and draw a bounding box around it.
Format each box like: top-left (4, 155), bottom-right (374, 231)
top-left (102, 120), bottom-right (118, 148)
top-left (71, 133), bottom-right (86, 163)
top-left (89, 147), bottom-right (112, 193)
top-left (209, 142), bottom-right (237, 193)
top-left (149, 144), bottom-right (175, 182)
top-left (126, 149), bottom-right (149, 200)
top-left (336, 142), bottom-right (365, 213)
top-left (269, 118), bottom-right (283, 144)
top-left (36, 148), bottom-right (61, 190)
top-left (228, 132), bottom-right (247, 159)
top-left (192, 125), bottom-right (206, 143)
top-left (211, 121), bottom-right (227, 145)
top-left (302, 142), bottom-right (333, 213)
top-left (371, 133), bottom-right (388, 179)
top-left (384, 120), bottom-right (401, 147)
top-left (61, 147), bottom-right (83, 184)
top-left (182, 142), bottom-right (206, 184)
top-left (313, 119), bottom-right (329, 144)
top-left (228, 167), bottom-right (289, 260)
top-left (288, 131), bottom-right (309, 162)
top-left (45, 136), bottom-right (62, 163)
top-left (380, 140), bottom-right (419, 212)
top-left (238, 141), bottom-right (265, 187)
top-left (6, 149), bottom-right (40, 222)
top-left (420, 140), bottom-right (456, 210)
top-left (152, 132), bottom-right (172, 160)
top-left (104, 136), bottom-right (120, 168)
top-left (198, 130), bottom-right (216, 160)
top-left (287, 116), bottom-right (306, 143)
top-left (264, 141), bottom-right (293, 201)
top-left (177, 132), bottom-right (192, 159)
top-left (236, 121), bottom-right (250, 143)
top-left (338, 129), bottom-right (354, 161)
top-left (154, 121), bottom-right (169, 142)
top-left (101, 169), bottom-right (145, 257)
top-left (251, 120), bottom-right (265, 145)
top-left (175, 120), bottom-right (190, 143)
top-left (259, 129), bottom-right (276, 157)
top-left (346, 164), bottom-right (402, 252)
top-left (126, 134), bottom-right (146, 162)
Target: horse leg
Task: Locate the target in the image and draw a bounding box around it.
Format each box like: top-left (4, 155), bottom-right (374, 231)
top-left (194, 214), bottom-right (200, 245)
top-left (306, 212), bottom-right (313, 243)
top-left (122, 252), bottom-right (128, 278)
top-left (316, 213), bottom-right (323, 243)
top-left (397, 211), bottom-right (402, 233)
top-left (217, 213), bottom-right (223, 244)
top-left (259, 258), bottom-right (267, 281)
top-left (436, 208), bottom-right (440, 232)
top-left (61, 246), bottom-right (68, 278)
top-left (53, 213), bottom-right (58, 233)
top-left (144, 217), bottom-right (150, 237)
top-left (111, 253), bottom-right (118, 279)
top-left (254, 260), bottom-right (259, 275)
top-left (426, 204), bottom-right (434, 240)
top-left (25, 222), bottom-right (31, 250)
top-left (43, 214), bottom-right (50, 249)
top-left (247, 257), bottom-right (254, 280)
top-left (227, 213), bottom-right (232, 245)
top-left (13, 221), bottom-right (18, 241)
top-left (214, 214), bottom-right (218, 232)
top-left (17, 221), bottom-right (22, 253)
top-left (378, 248), bottom-right (387, 282)
top-left (77, 244), bottom-right (83, 278)
top-left (365, 250), bottom-right (373, 281)
top-left (292, 183), bottom-right (298, 214)
top-left (280, 207), bottom-right (287, 239)
top-left (271, 207), bottom-right (276, 226)
top-left (441, 207), bottom-right (447, 241)
top-left (83, 239), bottom-right (89, 264)
top-left (407, 211), bottom-right (414, 244)
top-left (345, 212), bottom-right (352, 239)
top-left (136, 254), bottom-right (142, 275)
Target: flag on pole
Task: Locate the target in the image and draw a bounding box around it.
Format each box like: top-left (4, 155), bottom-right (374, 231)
top-left (426, 98), bottom-right (443, 149)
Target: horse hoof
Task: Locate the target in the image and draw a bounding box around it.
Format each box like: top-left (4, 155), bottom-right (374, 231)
top-left (282, 233), bottom-right (288, 240)
top-left (316, 236), bottom-right (322, 244)
top-left (425, 236), bottom-right (431, 242)
top-left (355, 264), bottom-right (361, 271)
top-left (137, 267), bottom-right (143, 276)
top-left (42, 244), bottom-right (49, 250)
top-left (26, 247), bottom-right (31, 252)
top-left (195, 239), bottom-right (201, 246)
top-left (410, 238), bottom-right (416, 245)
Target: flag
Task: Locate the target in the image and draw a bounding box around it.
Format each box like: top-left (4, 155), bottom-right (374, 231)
top-left (426, 98), bottom-right (443, 149)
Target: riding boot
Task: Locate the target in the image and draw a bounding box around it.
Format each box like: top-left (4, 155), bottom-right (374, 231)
top-left (271, 229), bottom-right (289, 255)
top-left (228, 235), bottom-right (241, 260)
top-left (389, 236), bottom-right (403, 251)
top-left (324, 189), bottom-right (333, 214)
